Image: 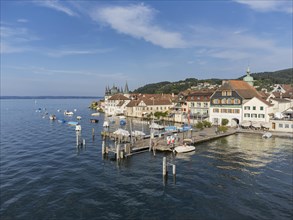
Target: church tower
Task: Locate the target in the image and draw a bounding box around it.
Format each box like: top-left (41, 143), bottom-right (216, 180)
top-left (124, 81), bottom-right (129, 94)
top-left (243, 66), bottom-right (254, 86)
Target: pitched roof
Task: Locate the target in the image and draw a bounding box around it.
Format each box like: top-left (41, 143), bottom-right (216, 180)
top-left (220, 80), bottom-right (261, 99)
top-left (108, 93), bottom-right (130, 101)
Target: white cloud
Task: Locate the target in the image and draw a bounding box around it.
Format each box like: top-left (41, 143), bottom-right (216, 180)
top-left (234, 0), bottom-right (293, 13)
top-left (90, 4), bottom-right (186, 48)
top-left (17, 19), bottom-right (29, 23)
top-left (0, 26), bottom-right (38, 54)
top-left (33, 0), bottom-right (78, 16)
top-left (46, 48), bottom-right (113, 57)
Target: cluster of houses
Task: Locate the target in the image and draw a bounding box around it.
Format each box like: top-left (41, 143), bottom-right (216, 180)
top-left (102, 69), bottom-right (293, 133)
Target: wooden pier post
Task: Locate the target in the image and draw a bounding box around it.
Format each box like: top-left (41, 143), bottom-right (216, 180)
top-left (163, 157), bottom-right (167, 176)
top-left (92, 128), bottom-right (95, 140)
top-left (102, 140), bottom-right (105, 155)
top-left (116, 144), bottom-right (120, 160)
top-left (172, 164), bottom-right (176, 175)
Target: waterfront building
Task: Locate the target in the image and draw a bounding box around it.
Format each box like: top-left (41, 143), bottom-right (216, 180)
top-left (125, 95), bottom-right (174, 118)
top-left (242, 97), bottom-right (273, 123)
top-left (185, 89), bottom-right (214, 120)
top-left (105, 93), bottom-right (131, 116)
top-left (209, 80), bottom-right (261, 126)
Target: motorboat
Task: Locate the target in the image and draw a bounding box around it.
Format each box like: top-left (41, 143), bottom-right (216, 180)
top-left (76, 116), bottom-right (82, 120)
top-left (165, 126), bottom-right (178, 132)
top-left (68, 121), bottom-right (79, 126)
top-left (90, 119), bottom-right (99, 123)
top-left (174, 145), bottom-right (195, 153)
top-left (64, 110), bottom-right (74, 116)
top-left (91, 112), bottom-right (100, 116)
top-left (174, 139), bottom-right (195, 153)
top-left (49, 114), bottom-right (57, 120)
top-left (113, 128), bottom-right (130, 137)
top-left (178, 124), bottom-right (192, 132)
top-left (149, 122), bottom-right (165, 130)
top-left (262, 132), bottom-right (272, 138)
top-left (131, 130), bottom-right (146, 137)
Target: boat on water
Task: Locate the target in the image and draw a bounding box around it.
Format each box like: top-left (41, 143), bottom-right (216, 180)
top-left (68, 121), bottom-right (79, 126)
top-left (174, 139), bottom-right (195, 153)
top-left (174, 145), bottom-right (195, 153)
top-left (178, 124), bottom-right (192, 132)
top-left (165, 126), bottom-right (178, 132)
top-left (149, 122), bottom-right (165, 130)
top-left (64, 110), bottom-right (74, 116)
top-left (90, 119), bottom-right (99, 123)
top-left (76, 116), bottom-right (82, 120)
top-left (58, 119), bottom-right (66, 123)
top-left (91, 112), bottom-right (100, 116)
top-left (262, 132), bottom-right (272, 138)
top-left (49, 114), bottom-right (57, 120)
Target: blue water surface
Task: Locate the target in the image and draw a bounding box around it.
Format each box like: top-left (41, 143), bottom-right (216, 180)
top-left (0, 99), bottom-right (292, 220)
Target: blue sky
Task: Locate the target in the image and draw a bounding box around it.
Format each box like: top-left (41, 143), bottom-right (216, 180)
top-left (1, 0), bottom-right (292, 96)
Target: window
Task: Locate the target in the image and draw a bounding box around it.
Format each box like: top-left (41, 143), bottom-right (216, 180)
top-left (234, 99), bottom-right (240, 104)
top-left (222, 91), bottom-right (227, 96)
top-left (285, 124), bottom-right (289, 128)
top-left (279, 124), bottom-right (283, 128)
top-left (204, 103), bottom-right (208, 108)
top-left (227, 90), bottom-right (232, 96)
top-left (222, 98), bottom-right (226, 104)
top-left (253, 106), bottom-right (256, 110)
top-left (197, 103), bottom-right (201, 107)
top-left (291, 124), bottom-right (293, 129)
top-left (235, 109), bottom-right (240, 114)
top-left (213, 108), bottom-right (219, 113)
top-left (213, 99), bottom-right (219, 104)
top-left (244, 106), bottom-right (250, 110)
top-left (258, 114), bottom-right (265, 118)
top-left (221, 109), bottom-right (227, 113)
top-left (251, 114), bottom-right (257, 118)
top-left (244, 113), bottom-right (250, 117)
top-left (227, 98), bottom-right (232, 104)
top-left (260, 106), bottom-right (264, 111)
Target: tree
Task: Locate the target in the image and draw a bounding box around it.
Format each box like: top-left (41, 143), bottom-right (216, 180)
top-left (221, 119), bottom-right (229, 126)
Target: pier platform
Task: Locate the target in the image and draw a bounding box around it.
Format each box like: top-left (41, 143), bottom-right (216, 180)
top-left (101, 127), bottom-right (237, 158)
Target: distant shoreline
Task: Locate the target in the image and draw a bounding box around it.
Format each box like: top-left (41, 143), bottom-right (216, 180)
top-left (0, 96), bottom-right (103, 100)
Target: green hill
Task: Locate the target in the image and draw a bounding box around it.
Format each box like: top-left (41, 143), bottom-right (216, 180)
top-left (133, 68), bottom-right (292, 94)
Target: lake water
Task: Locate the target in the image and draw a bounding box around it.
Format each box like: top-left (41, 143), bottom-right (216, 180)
top-left (1, 99), bottom-right (292, 220)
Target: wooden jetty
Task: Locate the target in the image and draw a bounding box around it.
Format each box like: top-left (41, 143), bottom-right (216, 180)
top-left (101, 127), bottom-right (237, 159)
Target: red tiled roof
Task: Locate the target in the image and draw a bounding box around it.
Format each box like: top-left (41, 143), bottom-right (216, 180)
top-left (108, 94), bottom-right (130, 101)
top-left (220, 80), bottom-right (262, 99)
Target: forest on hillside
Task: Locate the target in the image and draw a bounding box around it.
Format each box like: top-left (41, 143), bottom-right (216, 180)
top-left (133, 68), bottom-right (292, 94)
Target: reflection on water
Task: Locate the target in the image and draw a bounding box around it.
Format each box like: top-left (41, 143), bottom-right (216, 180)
top-left (205, 133), bottom-right (282, 173)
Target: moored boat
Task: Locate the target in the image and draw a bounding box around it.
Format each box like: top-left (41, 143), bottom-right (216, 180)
top-left (174, 139), bottom-right (195, 153)
top-left (49, 114), bottom-right (57, 120)
top-left (262, 132), bottom-right (272, 138)
top-left (64, 110), bottom-right (74, 116)
top-left (68, 121), bottom-right (79, 126)
top-left (149, 122), bottom-right (164, 130)
top-left (91, 112), bottom-right (100, 116)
